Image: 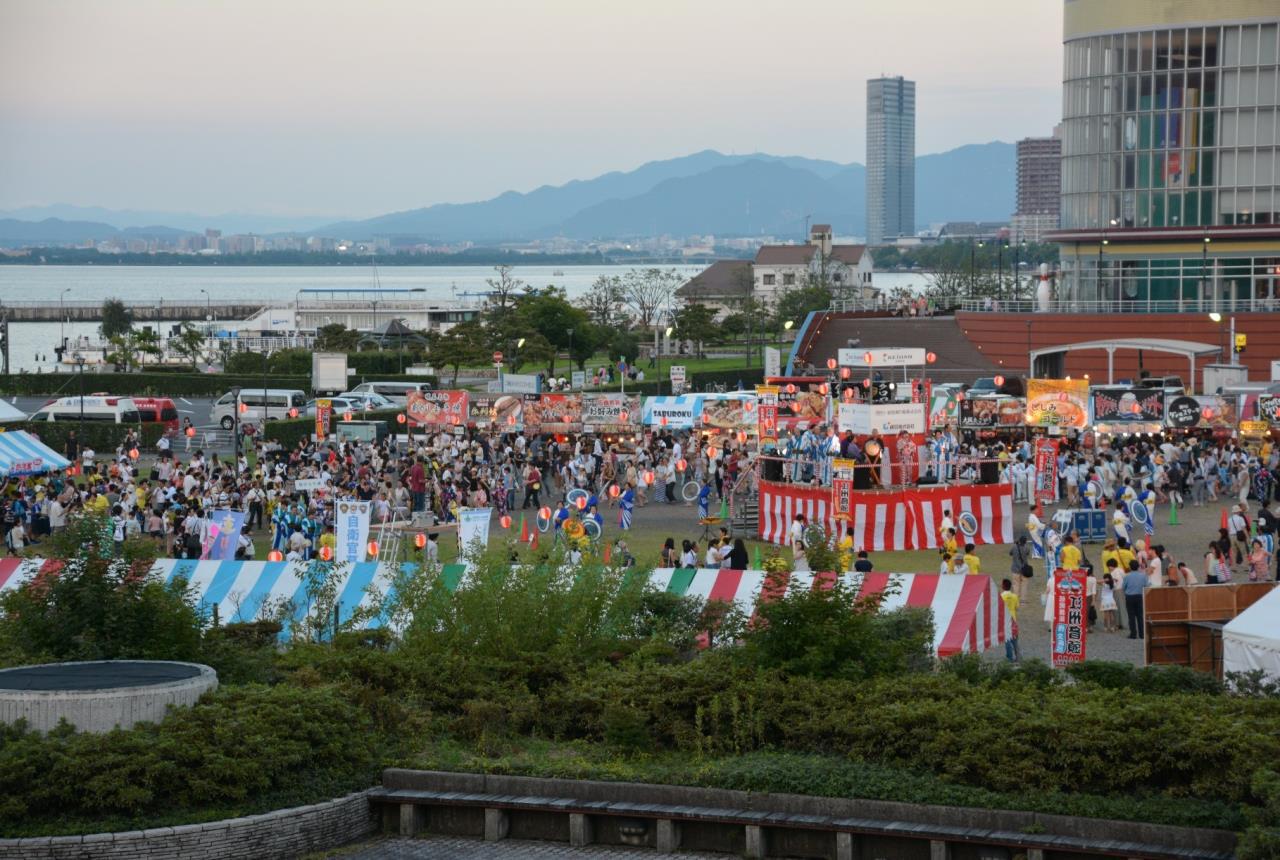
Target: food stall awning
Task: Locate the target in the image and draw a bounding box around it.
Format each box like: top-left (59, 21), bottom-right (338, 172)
top-left (1029, 338), bottom-right (1220, 386)
top-left (0, 431), bottom-right (72, 476)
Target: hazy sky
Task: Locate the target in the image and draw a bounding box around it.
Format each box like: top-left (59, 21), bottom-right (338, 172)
top-left (1, 0), bottom-right (1063, 219)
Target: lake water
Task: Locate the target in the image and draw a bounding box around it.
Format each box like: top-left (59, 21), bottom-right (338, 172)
top-left (0, 265), bottom-right (930, 372)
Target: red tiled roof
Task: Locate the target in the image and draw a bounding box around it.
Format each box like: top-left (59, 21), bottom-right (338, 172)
top-left (829, 244), bottom-right (867, 265)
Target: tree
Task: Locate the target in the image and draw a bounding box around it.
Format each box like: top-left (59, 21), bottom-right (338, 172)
top-left (608, 330), bottom-right (640, 366)
top-left (428, 320), bottom-right (486, 386)
top-left (315, 323), bottom-right (359, 351)
top-left (774, 285), bottom-right (832, 333)
top-left (100, 298), bottom-right (132, 340)
top-left (583, 275), bottom-right (626, 329)
top-left (672, 302), bottom-right (717, 356)
top-left (516, 287), bottom-right (591, 376)
top-left (106, 328), bottom-right (162, 372)
top-left (170, 322), bottom-right (208, 369)
top-left (568, 323), bottom-right (605, 370)
top-left (484, 264), bottom-right (525, 321)
top-left (621, 268), bottom-right (682, 330)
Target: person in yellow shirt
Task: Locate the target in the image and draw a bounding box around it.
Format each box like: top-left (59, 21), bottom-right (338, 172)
top-left (962, 543), bottom-right (981, 575)
top-left (1059, 533), bottom-right (1083, 570)
top-left (837, 533), bottom-right (854, 571)
top-left (1115, 538), bottom-right (1136, 574)
top-left (940, 528), bottom-right (959, 559)
top-left (317, 524), bottom-right (337, 558)
top-left (1100, 539), bottom-right (1120, 574)
top-left (1000, 578), bottom-right (1020, 662)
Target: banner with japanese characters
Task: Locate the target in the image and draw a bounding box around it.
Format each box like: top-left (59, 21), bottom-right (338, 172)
top-left (1091, 388), bottom-right (1165, 423)
top-left (831, 458), bottom-right (855, 522)
top-left (581, 393), bottom-right (641, 432)
top-left (1025, 379), bottom-right (1089, 428)
top-left (1033, 437), bottom-right (1059, 505)
top-left (1051, 569), bottom-right (1089, 667)
top-left (756, 385), bottom-right (779, 446)
top-left (405, 390), bottom-right (468, 427)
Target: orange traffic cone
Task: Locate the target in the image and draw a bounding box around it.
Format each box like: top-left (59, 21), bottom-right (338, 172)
top-left (604, 543), bottom-right (612, 564)
top-left (519, 514), bottom-right (529, 543)
top-left (531, 532), bottom-right (539, 551)
top-left (1221, 508), bottom-right (1228, 530)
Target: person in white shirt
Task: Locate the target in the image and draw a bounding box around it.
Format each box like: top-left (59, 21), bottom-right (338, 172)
top-left (48, 498), bottom-right (67, 531)
top-left (703, 541), bottom-right (722, 567)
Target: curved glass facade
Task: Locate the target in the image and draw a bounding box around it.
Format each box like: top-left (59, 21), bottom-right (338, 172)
top-left (1062, 22), bottom-right (1278, 230)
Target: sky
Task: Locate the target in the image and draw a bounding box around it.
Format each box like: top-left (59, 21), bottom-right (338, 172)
top-left (0, 0), bottom-right (1063, 220)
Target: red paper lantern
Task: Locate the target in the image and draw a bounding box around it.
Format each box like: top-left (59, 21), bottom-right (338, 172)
top-left (642, 470), bottom-right (654, 485)
top-left (818, 384), bottom-right (829, 395)
top-left (539, 505), bottom-right (552, 520)
top-left (707, 447), bottom-right (719, 459)
top-left (367, 540), bottom-right (379, 557)
top-left (926, 351), bottom-right (937, 364)
top-left (267, 550), bottom-right (283, 562)
top-left (238, 402), bottom-right (249, 414)
top-left (185, 427), bottom-right (196, 437)
top-left (608, 484), bottom-right (621, 498)
top-left (575, 496), bottom-right (587, 510)
top-left (396, 413), bottom-right (407, 424)
top-left (343, 411), bottom-right (354, 421)
top-left (319, 545), bottom-right (333, 561)
top-left (785, 384), bottom-right (797, 395)
top-left (737, 430), bottom-right (748, 443)
top-left (618, 410), bottom-right (629, 423)
top-left (500, 515), bottom-right (512, 529)
top-left (660, 416), bottom-right (668, 426)
top-left (507, 414), bottom-right (517, 426)
top-left (288, 407), bottom-right (299, 418)
top-left (128, 448), bottom-right (139, 460)
top-left (993, 375), bottom-right (1005, 387)
top-left (414, 533), bottom-right (427, 549)
top-left (676, 458), bottom-right (687, 471)
top-left (1201, 406), bottom-right (1216, 420)
top-left (826, 358), bottom-right (838, 370)
top-left (863, 351), bottom-right (873, 364)
top-left (840, 367), bottom-right (851, 380)
top-left (862, 378), bottom-right (872, 388)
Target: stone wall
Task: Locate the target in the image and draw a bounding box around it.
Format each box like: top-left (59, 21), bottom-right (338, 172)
top-left (0, 790), bottom-right (377, 860)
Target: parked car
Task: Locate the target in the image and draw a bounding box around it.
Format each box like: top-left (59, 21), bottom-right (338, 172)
top-left (345, 381), bottom-right (430, 405)
top-left (211, 388), bottom-right (307, 430)
top-left (337, 391), bottom-right (396, 411)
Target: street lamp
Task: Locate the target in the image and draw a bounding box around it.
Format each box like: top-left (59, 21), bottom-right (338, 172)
top-left (662, 325), bottom-right (673, 395)
top-left (567, 328), bottom-right (574, 377)
top-left (231, 385), bottom-right (242, 467)
top-left (59, 287), bottom-right (71, 358)
top-left (74, 352), bottom-right (86, 446)
top-left (1208, 311), bottom-right (1235, 365)
top-left (200, 289), bottom-right (211, 322)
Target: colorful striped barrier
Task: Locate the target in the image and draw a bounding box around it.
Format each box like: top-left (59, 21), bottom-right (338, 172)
top-left (0, 558), bottom-right (1005, 657)
top-left (758, 481), bottom-right (1014, 551)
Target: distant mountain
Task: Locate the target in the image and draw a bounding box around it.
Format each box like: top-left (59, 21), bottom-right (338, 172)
top-left (325, 143), bottom-right (1014, 241)
top-left (0, 204), bottom-right (339, 235)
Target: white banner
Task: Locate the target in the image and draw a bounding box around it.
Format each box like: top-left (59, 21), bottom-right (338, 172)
top-left (294, 478), bottom-right (326, 492)
top-left (642, 398), bottom-right (697, 428)
top-left (837, 402), bottom-right (926, 435)
top-left (764, 347), bottom-right (781, 379)
top-left (489, 373), bottom-right (541, 395)
top-left (334, 500), bottom-right (372, 563)
top-left (457, 507), bottom-right (493, 571)
top-left (837, 347), bottom-right (926, 367)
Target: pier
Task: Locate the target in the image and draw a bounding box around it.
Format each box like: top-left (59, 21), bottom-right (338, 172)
top-left (0, 300), bottom-right (265, 323)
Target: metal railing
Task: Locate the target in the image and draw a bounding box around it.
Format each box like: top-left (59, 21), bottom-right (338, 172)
top-left (957, 296), bottom-right (1280, 314)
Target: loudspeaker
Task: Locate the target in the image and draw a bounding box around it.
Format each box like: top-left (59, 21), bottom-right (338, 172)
top-left (762, 457), bottom-right (784, 483)
top-left (916, 474), bottom-right (938, 486)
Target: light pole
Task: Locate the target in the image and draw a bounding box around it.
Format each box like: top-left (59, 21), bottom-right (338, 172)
top-left (1201, 236), bottom-right (1212, 311)
top-left (59, 287), bottom-right (71, 358)
top-left (567, 328), bottom-right (574, 378)
top-left (231, 384), bottom-right (242, 467)
top-left (662, 326), bottom-right (673, 395)
top-left (74, 352), bottom-right (86, 444)
top-left (200, 289), bottom-right (211, 323)
top-left (1208, 312), bottom-right (1236, 365)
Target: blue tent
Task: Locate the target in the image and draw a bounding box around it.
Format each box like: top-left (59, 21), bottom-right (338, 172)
top-left (0, 431), bottom-right (72, 477)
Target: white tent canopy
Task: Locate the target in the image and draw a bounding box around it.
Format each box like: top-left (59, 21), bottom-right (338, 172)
top-left (0, 400), bottom-right (26, 423)
top-left (1028, 337), bottom-right (1220, 385)
top-left (1223, 586), bottom-right (1280, 682)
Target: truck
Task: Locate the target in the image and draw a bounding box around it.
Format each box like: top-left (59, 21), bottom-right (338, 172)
top-left (311, 352), bottom-right (349, 395)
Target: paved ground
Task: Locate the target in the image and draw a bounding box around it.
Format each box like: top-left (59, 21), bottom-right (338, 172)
top-left (325, 836), bottom-right (721, 858)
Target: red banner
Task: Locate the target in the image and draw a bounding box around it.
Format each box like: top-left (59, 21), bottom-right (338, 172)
top-left (831, 458), bottom-right (855, 522)
top-left (911, 378), bottom-right (931, 405)
top-left (406, 390), bottom-right (468, 426)
top-left (756, 385), bottom-right (779, 446)
top-left (1033, 438), bottom-right (1059, 505)
top-left (1051, 569), bottom-right (1089, 667)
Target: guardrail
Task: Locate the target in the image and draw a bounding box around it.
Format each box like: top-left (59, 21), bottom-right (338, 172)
top-left (957, 297), bottom-right (1280, 314)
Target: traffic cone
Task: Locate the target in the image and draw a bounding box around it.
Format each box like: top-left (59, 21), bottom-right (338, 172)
top-left (1168, 499), bottom-right (1179, 525)
top-left (603, 543), bottom-right (612, 564)
top-left (719, 498), bottom-right (729, 520)
top-left (753, 545), bottom-right (762, 569)
top-left (1221, 509), bottom-right (1228, 530)
top-left (531, 532), bottom-right (539, 551)
top-left (519, 515), bottom-right (528, 543)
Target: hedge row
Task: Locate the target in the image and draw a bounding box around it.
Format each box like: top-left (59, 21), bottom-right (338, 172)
top-left (15, 422), bottom-right (168, 458)
top-left (224, 349), bottom-right (430, 377)
top-left (260, 409), bottom-right (405, 448)
top-left (0, 372), bottom-right (438, 398)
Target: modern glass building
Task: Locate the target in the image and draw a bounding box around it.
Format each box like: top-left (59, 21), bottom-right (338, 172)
top-left (866, 76), bottom-right (916, 246)
top-left (1052, 0), bottom-right (1280, 311)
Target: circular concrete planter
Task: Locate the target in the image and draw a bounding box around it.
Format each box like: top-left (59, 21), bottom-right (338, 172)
top-left (0, 660), bottom-right (217, 733)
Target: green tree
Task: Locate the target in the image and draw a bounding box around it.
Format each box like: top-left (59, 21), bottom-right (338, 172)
top-left (583, 275), bottom-right (626, 329)
top-left (100, 298), bottom-right (132, 340)
top-left (621, 268), bottom-right (682, 329)
top-left (608, 330), bottom-right (640, 366)
top-left (315, 323), bottom-right (360, 351)
top-left (773, 286), bottom-right (832, 334)
top-left (106, 328), bottom-right (162, 372)
top-left (170, 322), bottom-right (208, 369)
top-left (673, 302), bottom-right (717, 355)
top-left (516, 287), bottom-right (591, 376)
top-left (428, 320), bottom-right (486, 386)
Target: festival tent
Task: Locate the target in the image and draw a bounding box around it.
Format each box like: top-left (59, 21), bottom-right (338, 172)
top-left (0, 430), bottom-right (71, 476)
top-left (1223, 586), bottom-right (1280, 682)
top-left (0, 400), bottom-right (27, 423)
top-left (0, 560), bottom-right (1006, 657)
top-left (641, 393), bottom-right (755, 429)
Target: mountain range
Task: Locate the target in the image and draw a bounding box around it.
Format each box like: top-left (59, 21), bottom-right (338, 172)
top-left (0, 142), bottom-right (1015, 246)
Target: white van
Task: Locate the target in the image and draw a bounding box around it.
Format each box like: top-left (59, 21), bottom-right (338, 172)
top-left (345, 381), bottom-right (430, 405)
top-left (211, 389), bottom-right (307, 429)
top-left (29, 396), bottom-right (142, 424)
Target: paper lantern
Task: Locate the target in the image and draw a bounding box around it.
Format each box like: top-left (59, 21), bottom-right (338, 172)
top-left (955, 392), bottom-right (965, 402)
top-left (608, 485), bottom-right (620, 498)
top-left (500, 515), bottom-right (512, 529)
top-left (676, 458), bottom-right (687, 471)
top-left (618, 410), bottom-right (629, 423)
top-left (642, 470), bottom-right (654, 485)
top-left (660, 416), bottom-right (668, 426)
top-left (238, 402), bottom-right (248, 414)
top-left (575, 496), bottom-right (587, 510)
top-left (818, 384), bottom-right (829, 396)
top-left (396, 413), bottom-right (406, 424)
top-left (737, 430), bottom-right (748, 443)
top-left (507, 414), bottom-right (517, 426)
top-left (785, 384), bottom-right (797, 394)
top-left (539, 506), bottom-right (552, 520)
top-left (926, 351), bottom-right (937, 364)
top-left (128, 448), bottom-right (139, 460)
top-left (288, 408), bottom-right (299, 418)
top-left (791, 401), bottom-right (804, 413)
top-left (185, 427), bottom-right (196, 437)
top-left (840, 367), bottom-right (851, 379)
top-left (993, 375), bottom-right (1005, 387)
top-left (862, 378), bottom-right (871, 388)
top-left (319, 545), bottom-right (333, 561)
top-left (707, 447), bottom-right (719, 459)
top-left (267, 550), bottom-right (283, 562)
top-left (863, 351), bottom-right (873, 364)
top-left (343, 411), bottom-right (353, 421)
top-left (563, 413), bottom-right (573, 423)
top-left (864, 440), bottom-right (881, 458)
top-left (414, 533), bottom-right (427, 549)
top-left (1201, 406), bottom-right (1216, 420)
top-left (826, 358), bottom-right (838, 370)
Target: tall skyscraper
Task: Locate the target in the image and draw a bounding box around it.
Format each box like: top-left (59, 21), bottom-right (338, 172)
top-left (1011, 127), bottom-right (1062, 243)
top-left (866, 76), bottom-right (916, 246)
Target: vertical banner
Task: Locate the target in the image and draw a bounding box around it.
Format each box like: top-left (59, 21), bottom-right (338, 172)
top-left (457, 507), bottom-right (493, 571)
top-left (1033, 438), bottom-right (1059, 505)
top-left (764, 347), bottom-right (781, 379)
top-left (756, 385), bottom-right (779, 447)
top-left (203, 509), bottom-right (246, 560)
top-left (335, 501), bottom-right (372, 563)
top-left (831, 458), bottom-right (855, 521)
top-left (1051, 569), bottom-right (1089, 667)
top-left (910, 378), bottom-right (932, 405)
top-left (315, 398), bottom-right (332, 439)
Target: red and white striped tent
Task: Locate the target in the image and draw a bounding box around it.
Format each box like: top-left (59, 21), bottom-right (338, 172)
top-left (758, 482), bottom-right (1014, 552)
top-left (649, 568), bottom-right (1008, 657)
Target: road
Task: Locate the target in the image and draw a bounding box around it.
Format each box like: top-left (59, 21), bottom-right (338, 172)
top-left (332, 836), bottom-right (722, 858)
top-left (13, 395), bottom-right (221, 428)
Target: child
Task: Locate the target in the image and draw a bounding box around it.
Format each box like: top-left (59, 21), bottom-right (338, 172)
top-left (1100, 573), bottom-right (1118, 632)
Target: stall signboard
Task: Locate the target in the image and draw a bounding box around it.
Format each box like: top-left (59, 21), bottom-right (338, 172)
top-left (1241, 420), bottom-right (1270, 436)
top-left (487, 373), bottom-right (541, 395)
top-left (1091, 388), bottom-right (1165, 423)
top-left (1257, 395), bottom-right (1280, 425)
top-left (837, 347), bottom-right (926, 367)
top-left (756, 385), bottom-right (780, 446)
top-left (1025, 379), bottom-right (1089, 428)
top-left (1051, 569), bottom-right (1089, 667)
top-left (837, 402), bottom-right (926, 435)
top-left (831, 458), bottom-right (855, 522)
top-left (767, 376), bottom-right (829, 430)
top-left (406, 390), bottom-right (468, 426)
top-left (526, 393), bottom-right (582, 433)
top-left (959, 397), bottom-right (1024, 428)
top-left (929, 392), bottom-right (959, 428)
top-left (669, 365), bottom-right (686, 393)
top-left (468, 394), bottom-right (524, 429)
top-left (700, 394), bottom-right (756, 433)
top-left (643, 397), bottom-right (697, 428)
top-left (1164, 394), bottom-right (1238, 429)
top-left (1033, 438), bottom-right (1059, 505)
top-left (581, 393), bottom-right (641, 432)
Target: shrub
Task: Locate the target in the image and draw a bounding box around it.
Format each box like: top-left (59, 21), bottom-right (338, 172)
top-left (1066, 661), bottom-right (1226, 695)
top-left (0, 372), bottom-right (311, 397)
